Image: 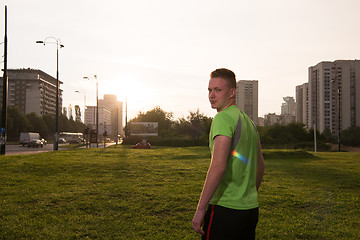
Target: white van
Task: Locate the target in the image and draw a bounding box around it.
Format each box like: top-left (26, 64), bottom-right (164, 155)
top-left (19, 132), bottom-right (40, 146)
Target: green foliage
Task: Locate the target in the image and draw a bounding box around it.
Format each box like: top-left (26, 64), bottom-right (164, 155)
top-left (130, 106), bottom-right (174, 137)
top-left (4, 106), bottom-right (32, 141)
top-left (26, 112), bottom-right (49, 138)
top-left (127, 107), bottom-right (211, 146)
top-left (0, 106), bottom-right (87, 141)
top-left (0, 148), bottom-right (359, 239)
top-left (322, 127), bottom-right (336, 143)
top-left (174, 109), bottom-right (212, 144)
top-left (259, 123), bottom-right (312, 145)
top-left (259, 122), bottom-right (332, 150)
top-left (341, 127), bottom-right (360, 146)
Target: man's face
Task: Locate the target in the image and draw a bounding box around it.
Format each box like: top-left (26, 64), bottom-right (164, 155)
top-left (208, 77), bottom-right (235, 112)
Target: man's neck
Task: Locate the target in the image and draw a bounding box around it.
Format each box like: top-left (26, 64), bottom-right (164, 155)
top-left (217, 102), bottom-right (235, 112)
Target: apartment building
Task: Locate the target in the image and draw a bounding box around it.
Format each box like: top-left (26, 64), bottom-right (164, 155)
top-left (0, 69), bottom-right (63, 116)
top-left (264, 113), bottom-right (280, 126)
top-left (281, 96), bottom-right (296, 116)
top-left (279, 96), bottom-right (296, 125)
top-left (297, 60), bottom-right (360, 134)
top-left (236, 80), bottom-right (258, 125)
top-left (295, 83), bottom-right (309, 128)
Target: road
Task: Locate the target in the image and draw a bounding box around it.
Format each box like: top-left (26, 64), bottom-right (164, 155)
top-left (5, 144), bottom-right (63, 155)
top-left (4, 142), bottom-right (117, 156)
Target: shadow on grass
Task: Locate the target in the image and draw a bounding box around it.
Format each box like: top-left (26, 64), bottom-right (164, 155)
top-left (263, 150), bottom-right (315, 160)
top-left (265, 152), bottom-right (360, 191)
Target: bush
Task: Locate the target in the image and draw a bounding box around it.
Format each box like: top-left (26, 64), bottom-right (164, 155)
top-left (341, 127), bottom-right (360, 146)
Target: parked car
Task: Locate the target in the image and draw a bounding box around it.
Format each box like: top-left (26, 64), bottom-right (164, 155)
top-left (58, 138), bottom-right (66, 144)
top-left (27, 139), bottom-right (43, 148)
top-left (131, 142), bottom-right (151, 149)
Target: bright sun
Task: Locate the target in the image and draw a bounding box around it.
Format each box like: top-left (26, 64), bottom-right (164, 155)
top-left (104, 74), bottom-right (153, 119)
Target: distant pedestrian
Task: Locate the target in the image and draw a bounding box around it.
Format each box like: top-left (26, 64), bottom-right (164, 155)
top-left (192, 68), bottom-right (265, 239)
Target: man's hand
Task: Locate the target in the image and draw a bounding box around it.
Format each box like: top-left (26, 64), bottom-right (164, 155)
top-left (192, 209), bottom-right (205, 235)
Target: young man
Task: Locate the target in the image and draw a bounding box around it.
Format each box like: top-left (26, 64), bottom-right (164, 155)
top-left (192, 68), bottom-right (265, 239)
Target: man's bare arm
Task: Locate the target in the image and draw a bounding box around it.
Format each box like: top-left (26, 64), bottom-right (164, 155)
top-left (192, 135), bottom-right (231, 235)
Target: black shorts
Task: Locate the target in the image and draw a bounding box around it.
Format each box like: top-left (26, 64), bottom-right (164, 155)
top-left (202, 204), bottom-right (259, 240)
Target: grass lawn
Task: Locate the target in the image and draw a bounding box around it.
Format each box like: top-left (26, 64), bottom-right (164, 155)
top-left (0, 147), bottom-right (359, 239)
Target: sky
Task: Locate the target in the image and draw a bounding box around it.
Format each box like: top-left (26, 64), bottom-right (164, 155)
top-left (1, 0), bottom-right (360, 123)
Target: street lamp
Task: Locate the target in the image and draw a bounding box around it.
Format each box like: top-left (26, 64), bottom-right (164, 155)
top-left (36, 37), bottom-right (64, 151)
top-left (336, 86), bottom-right (341, 152)
top-left (83, 75), bottom-right (98, 148)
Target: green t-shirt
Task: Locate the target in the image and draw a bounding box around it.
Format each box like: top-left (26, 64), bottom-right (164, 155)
top-left (209, 105), bottom-right (259, 210)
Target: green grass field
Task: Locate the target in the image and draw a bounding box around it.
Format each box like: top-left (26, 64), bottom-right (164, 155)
top-left (0, 147), bottom-right (359, 239)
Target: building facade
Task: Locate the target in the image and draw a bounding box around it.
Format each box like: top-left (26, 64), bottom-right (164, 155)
top-left (281, 96), bottom-right (296, 116)
top-left (264, 113), bottom-right (280, 126)
top-left (295, 83), bottom-right (309, 128)
top-left (98, 94), bottom-right (124, 137)
top-left (280, 96), bottom-right (296, 126)
top-left (0, 69), bottom-right (63, 116)
top-left (257, 117), bottom-right (265, 127)
top-left (297, 60), bottom-right (360, 134)
top-left (236, 80), bottom-right (258, 125)
top-left (84, 106), bottom-right (112, 135)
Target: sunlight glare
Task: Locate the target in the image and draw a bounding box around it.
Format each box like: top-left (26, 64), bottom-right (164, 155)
top-left (104, 73), bottom-right (153, 119)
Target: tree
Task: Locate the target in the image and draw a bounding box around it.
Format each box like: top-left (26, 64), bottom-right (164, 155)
top-left (5, 106), bottom-right (32, 141)
top-left (131, 106), bottom-right (174, 137)
top-left (175, 109), bottom-right (212, 144)
top-left (42, 114), bottom-right (55, 138)
top-left (260, 122), bottom-right (312, 146)
top-left (341, 127), bottom-right (360, 146)
top-left (26, 112), bottom-right (48, 138)
top-left (187, 109), bottom-right (211, 143)
top-left (59, 114), bottom-right (71, 132)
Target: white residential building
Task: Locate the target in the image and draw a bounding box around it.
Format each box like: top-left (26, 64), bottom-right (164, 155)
top-left (85, 106), bottom-right (111, 135)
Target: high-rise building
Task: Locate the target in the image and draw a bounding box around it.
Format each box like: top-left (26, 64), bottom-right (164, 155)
top-left (281, 96), bottom-right (296, 116)
top-left (295, 83), bottom-right (309, 128)
top-left (297, 60), bottom-right (360, 134)
top-left (98, 94), bottom-right (124, 137)
top-left (0, 69), bottom-right (63, 116)
top-left (85, 106), bottom-right (111, 135)
top-left (280, 96), bottom-right (296, 125)
top-left (236, 80), bottom-right (258, 125)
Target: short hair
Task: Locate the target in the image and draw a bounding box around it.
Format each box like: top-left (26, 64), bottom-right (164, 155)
top-left (210, 68), bottom-right (236, 88)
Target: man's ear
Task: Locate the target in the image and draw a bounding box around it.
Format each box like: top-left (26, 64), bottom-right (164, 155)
top-left (230, 88), bottom-right (236, 98)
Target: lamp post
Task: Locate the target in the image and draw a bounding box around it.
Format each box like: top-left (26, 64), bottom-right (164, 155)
top-left (83, 75), bottom-right (98, 148)
top-left (1, 6), bottom-right (8, 155)
top-left (337, 86), bottom-right (341, 152)
top-left (36, 37), bottom-right (64, 151)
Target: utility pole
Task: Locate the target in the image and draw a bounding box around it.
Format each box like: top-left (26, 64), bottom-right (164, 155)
top-left (1, 6), bottom-right (8, 155)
